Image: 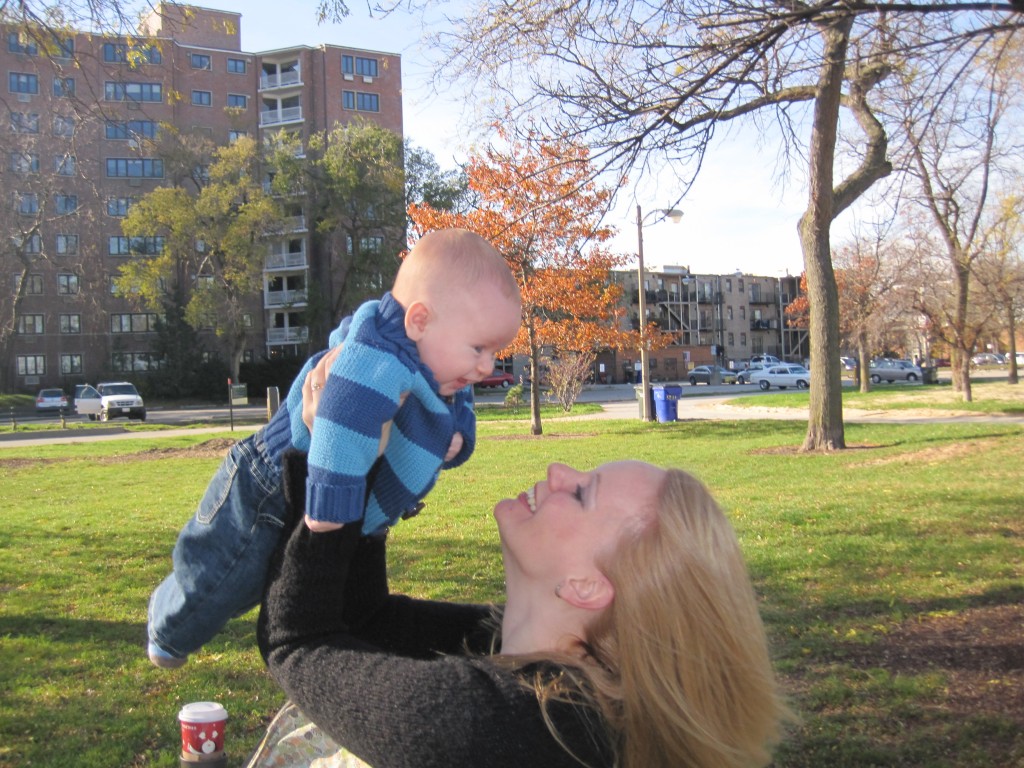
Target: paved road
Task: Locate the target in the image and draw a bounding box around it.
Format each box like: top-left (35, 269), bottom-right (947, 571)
top-left (3, 381), bottom-right (1019, 448)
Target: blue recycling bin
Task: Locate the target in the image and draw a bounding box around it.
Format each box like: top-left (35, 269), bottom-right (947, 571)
top-left (652, 385), bottom-right (682, 423)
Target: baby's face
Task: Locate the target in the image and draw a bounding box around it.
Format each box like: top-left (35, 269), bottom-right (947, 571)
top-left (415, 281), bottom-right (521, 396)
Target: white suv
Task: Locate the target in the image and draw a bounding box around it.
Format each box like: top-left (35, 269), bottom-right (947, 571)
top-left (75, 381), bottom-right (147, 421)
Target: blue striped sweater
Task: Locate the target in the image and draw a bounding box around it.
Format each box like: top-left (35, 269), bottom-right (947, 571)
top-left (262, 293), bottom-right (475, 534)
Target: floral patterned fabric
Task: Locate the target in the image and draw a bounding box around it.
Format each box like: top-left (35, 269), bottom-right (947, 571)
top-left (245, 701), bottom-right (373, 768)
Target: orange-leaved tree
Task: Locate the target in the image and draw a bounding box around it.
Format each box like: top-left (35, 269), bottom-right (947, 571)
top-left (409, 128), bottom-right (641, 434)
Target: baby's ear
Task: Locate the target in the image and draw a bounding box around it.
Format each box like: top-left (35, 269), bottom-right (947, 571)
top-left (404, 301), bottom-right (430, 340)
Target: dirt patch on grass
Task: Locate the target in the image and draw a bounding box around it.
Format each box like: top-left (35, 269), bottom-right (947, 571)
top-left (856, 439), bottom-right (995, 466)
top-left (118, 437), bottom-right (237, 461)
top-left (749, 443), bottom-right (886, 455)
top-left (835, 603), bottom-right (1024, 731)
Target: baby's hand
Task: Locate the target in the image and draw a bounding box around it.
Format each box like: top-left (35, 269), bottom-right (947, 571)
top-left (444, 432), bottom-right (464, 462)
top-left (304, 515), bottom-right (344, 532)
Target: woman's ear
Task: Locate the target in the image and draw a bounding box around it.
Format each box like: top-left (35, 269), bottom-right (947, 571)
top-left (560, 574), bottom-right (615, 612)
top-left (404, 301), bottom-right (430, 341)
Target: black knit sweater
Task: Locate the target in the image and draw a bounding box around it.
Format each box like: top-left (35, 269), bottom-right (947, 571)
top-left (257, 453), bottom-right (614, 768)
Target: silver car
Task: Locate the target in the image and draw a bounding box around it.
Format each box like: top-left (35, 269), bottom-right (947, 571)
top-left (869, 359), bottom-right (923, 383)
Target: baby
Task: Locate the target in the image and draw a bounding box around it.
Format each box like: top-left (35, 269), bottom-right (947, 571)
top-left (147, 228), bottom-right (522, 668)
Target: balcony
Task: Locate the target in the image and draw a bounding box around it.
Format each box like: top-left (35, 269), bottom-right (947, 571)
top-left (259, 71), bottom-right (302, 91)
top-left (750, 319), bottom-right (777, 331)
top-left (259, 106), bottom-right (303, 127)
top-left (267, 326), bottom-right (308, 345)
top-left (265, 287), bottom-right (307, 308)
top-left (265, 244), bottom-right (307, 270)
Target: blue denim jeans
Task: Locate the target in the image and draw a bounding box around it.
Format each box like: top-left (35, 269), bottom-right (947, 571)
top-left (147, 431), bottom-right (287, 658)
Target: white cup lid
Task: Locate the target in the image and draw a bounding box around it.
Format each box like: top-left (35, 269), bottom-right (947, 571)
top-left (178, 701), bottom-right (228, 723)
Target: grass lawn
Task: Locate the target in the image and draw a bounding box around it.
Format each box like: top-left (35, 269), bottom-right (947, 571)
top-left (0, 413), bottom-right (1021, 767)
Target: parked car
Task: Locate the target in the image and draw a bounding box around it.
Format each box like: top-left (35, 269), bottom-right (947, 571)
top-left (477, 369), bottom-right (514, 388)
top-left (736, 364), bottom-right (766, 385)
top-left (74, 381), bottom-right (146, 421)
top-left (869, 359), bottom-right (923, 383)
top-left (839, 356), bottom-right (857, 371)
top-left (688, 365), bottom-right (737, 385)
top-left (35, 388), bottom-right (68, 412)
top-left (971, 352), bottom-right (1005, 366)
top-left (747, 364), bottom-right (810, 391)
top-left (748, 354), bottom-right (781, 367)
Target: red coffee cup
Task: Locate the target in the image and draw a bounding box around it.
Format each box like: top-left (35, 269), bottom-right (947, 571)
top-left (178, 701), bottom-right (228, 766)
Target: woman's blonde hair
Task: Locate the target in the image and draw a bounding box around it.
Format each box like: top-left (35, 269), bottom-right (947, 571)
top-left (502, 468), bottom-right (792, 768)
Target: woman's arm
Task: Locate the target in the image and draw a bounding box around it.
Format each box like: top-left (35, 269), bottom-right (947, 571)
top-left (258, 454), bottom-right (609, 768)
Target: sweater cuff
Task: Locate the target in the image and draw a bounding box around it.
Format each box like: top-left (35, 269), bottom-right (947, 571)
top-left (305, 479), bottom-right (367, 525)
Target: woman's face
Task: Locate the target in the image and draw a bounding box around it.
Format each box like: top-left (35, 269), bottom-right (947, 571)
top-left (494, 461), bottom-right (666, 590)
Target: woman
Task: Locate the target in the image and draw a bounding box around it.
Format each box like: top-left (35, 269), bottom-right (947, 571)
top-left (256, 371), bottom-right (790, 768)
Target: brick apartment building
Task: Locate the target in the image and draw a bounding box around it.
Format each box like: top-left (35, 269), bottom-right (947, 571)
top-left (603, 267), bottom-right (809, 383)
top-left (2, 2), bottom-right (402, 392)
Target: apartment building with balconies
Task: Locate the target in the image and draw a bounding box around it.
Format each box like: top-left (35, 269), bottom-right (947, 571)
top-left (3, 2), bottom-right (402, 392)
top-left (608, 266), bottom-right (808, 383)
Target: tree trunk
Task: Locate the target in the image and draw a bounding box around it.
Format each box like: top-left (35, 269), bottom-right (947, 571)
top-left (800, 18), bottom-right (851, 452)
top-left (528, 325), bottom-right (543, 435)
top-left (856, 331), bottom-right (870, 393)
top-left (1007, 305), bottom-right (1019, 386)
top-left (952, 261), bottom-right (973, 402)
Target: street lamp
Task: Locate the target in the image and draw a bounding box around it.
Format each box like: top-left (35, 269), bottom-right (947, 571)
top-left (636, 204), bottom-right (683, 421)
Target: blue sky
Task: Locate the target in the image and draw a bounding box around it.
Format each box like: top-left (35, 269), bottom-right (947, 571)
top-left (195, 0), bottom-right (814, 277)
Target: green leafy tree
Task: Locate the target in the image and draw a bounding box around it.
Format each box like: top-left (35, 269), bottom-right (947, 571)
top-left (116, 135), bottom-right (283, 381)
top-left (273, 120), bottom-right (406, 344)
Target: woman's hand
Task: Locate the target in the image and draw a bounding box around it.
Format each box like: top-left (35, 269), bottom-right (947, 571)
top-left (302, 345), bottom-right (342, 431)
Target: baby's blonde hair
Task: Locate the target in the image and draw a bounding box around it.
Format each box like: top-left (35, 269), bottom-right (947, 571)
top-left (392, 228), bottom-right (520, 307)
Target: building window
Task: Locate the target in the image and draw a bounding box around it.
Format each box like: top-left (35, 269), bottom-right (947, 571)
top-left (57, 273), bottom-right (80, 295)
top-left (105, 119), bottom-right (157, 140)
top-left (740, 333), bottom-right (747, 347)
top-left (15, 234), bottom-right (42, 253)
top-left (17, 274), bottom-right (44, 295)
top-left (10, 112), bottom-right (39, 133)
top-left (60, 354), bottom-right (83, 374)
top-left (226, 93), bottom-right (247, 108)
top-left (191, 90), bottom-right (212, 107)
top-left (726, 305), bottom-right (733, 321)
top-left (52, 115), bottom-right (75, 137)
top-left (54, 154), bottom-right (76, 176)
top-left (59, 314), bottom-right (81, 334)
top-left (342, 55), bottom-right (378, 77)
top-left (54, 194), bottom-right (78, 214)
top-left (56, 234), bottom-right (78, 255)
top-left (9, 72), bottom-right (39, 94)
top-left (53, 77), bottom-right (75, 98)
top-left (106, 197), bottom-right (134, 217)
top-left (111, 312), bottom-right (159, 333)
top-left (227, 57), bottom-right (246, 74)
top-left (242, 313), bottom-right (253, 328)
top-left (104, 81), bottom-right (162, 103)
top-left (342, 91), bottom-right (380, 112)
top-left (17, 355), bottom-right (45, 376)
top-left (8, 32), bottom-right (38, 55)
top-left (228, 130), bottom-right (247, 143)
top-left (103, 42), bottom-right (161, 64)
top-left (109, 235), bottom-right (165, 255)
top-left (9, 152), bottom-right (39, 173)
top-left (106, 158), bottom-right (164, 178)
top-left (738, 278), bottom-right (744, 292)
top-left (190, 53), bottom-right (212, 70)
top-left (727, 332), bottom-right (735, 346)
top-left (112, 351), bottom-right (159, 372)
top-left (242, 349), bottom-right (254, 363)
top-left (17, 314), bottom-right (44, 334)
top-left (739, 306), bottom-right (746, 320)
top-left (16, 192), bottom-right (39, 215)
